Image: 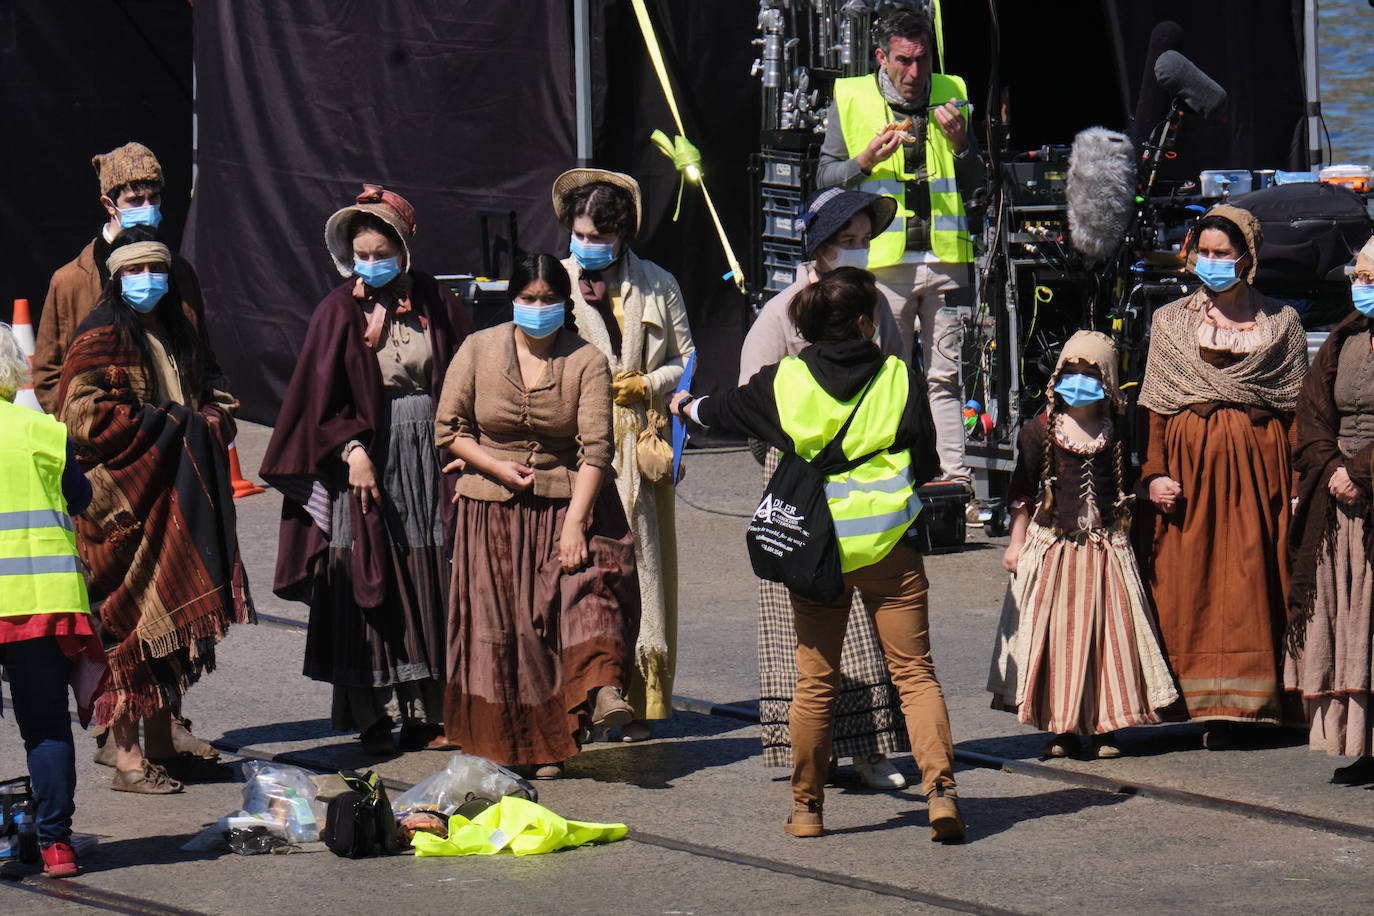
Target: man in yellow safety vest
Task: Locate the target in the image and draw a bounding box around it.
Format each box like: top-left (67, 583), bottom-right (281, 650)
top-left (816, 7), bottom-right (985, 491)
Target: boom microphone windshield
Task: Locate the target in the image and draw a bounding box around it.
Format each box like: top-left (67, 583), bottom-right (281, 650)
top-left (1154, 50), bottom-right (1228, 119)
top-left (1067, 127), bottom-right (1137, 267)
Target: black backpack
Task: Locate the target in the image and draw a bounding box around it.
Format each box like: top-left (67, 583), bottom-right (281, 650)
top-left (747, 375), bottom-right (890, 604)
top-left (323, 771), bottom-right (397, 859)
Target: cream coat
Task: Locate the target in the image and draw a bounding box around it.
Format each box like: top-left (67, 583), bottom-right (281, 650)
top-left (564, 250), bottom-right (693, 719)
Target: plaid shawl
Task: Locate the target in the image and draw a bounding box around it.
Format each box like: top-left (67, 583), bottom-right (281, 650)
top-left (56, 316), bottom-right (254, 723)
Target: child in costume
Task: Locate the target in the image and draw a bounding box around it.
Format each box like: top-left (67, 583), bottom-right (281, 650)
top-left (988, 331), bottom-right (1178, 758)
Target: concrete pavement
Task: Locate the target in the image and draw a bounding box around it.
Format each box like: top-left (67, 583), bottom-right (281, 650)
top-left (3, 422), bottom-right (1371, 915)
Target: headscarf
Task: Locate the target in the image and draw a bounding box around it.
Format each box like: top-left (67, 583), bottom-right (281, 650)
top-left (1185, 203), bottom-right (1263, 283)
top-left (1047, 330), bottom-right (1123, 412)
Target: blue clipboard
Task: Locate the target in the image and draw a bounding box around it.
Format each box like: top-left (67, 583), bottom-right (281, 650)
top-left (671, 350), bottom-right (696, 485)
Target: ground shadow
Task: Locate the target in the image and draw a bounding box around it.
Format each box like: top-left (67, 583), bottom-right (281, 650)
top-left (822, 786), bottom-right (1130, 841)
top-left (215, 718), bottom-right (344, 751)
top-left (572, 730), bottom-right (760, 789)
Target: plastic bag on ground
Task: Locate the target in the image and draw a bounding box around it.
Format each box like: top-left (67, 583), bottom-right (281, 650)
top-left (391, 753), bottom-right (537, 818)
top-left (410, 797), bottom-right (626, 856)
top-left (239, 761), bottom-right (326, 844)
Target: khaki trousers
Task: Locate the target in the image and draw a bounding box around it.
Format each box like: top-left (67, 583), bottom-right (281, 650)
top-left (789, 541), bottom-right (956, 805)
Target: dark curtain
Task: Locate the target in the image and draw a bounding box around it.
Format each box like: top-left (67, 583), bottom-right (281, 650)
top-left (3, 0), bottom-right (192, 316)
top-left (185, 0), bottom-right (577, 423)
top-left (941, 0), bottom-right (1307, 177)
top-left (587, 0), bottom-right (759, 441)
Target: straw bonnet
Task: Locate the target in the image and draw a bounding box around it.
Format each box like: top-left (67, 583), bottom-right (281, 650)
top-left (551, 168), bottom-right (642, 236)
top-left (324, 184), bottom-right (419, 278)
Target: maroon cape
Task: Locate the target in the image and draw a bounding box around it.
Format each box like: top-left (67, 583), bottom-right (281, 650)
top-left (260, 271), bottom-right (474, 609)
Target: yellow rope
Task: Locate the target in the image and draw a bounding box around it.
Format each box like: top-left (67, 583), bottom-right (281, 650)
top-left (630, 0), bottom-right (746, 291)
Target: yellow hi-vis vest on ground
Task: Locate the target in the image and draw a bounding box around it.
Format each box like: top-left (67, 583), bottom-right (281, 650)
top-left (833, 71), bottom-right (973, 268)
top-left (0, 398), bottom-right (89, 618)
top-left (774, 356), bottom-right (922, 572)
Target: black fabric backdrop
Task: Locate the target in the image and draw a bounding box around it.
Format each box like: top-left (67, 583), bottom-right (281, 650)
top-left (8, 1), bottom-right (1311, 423)
top-left (4, 0), bottom-right (193, 315)
top-left (184, 0), bottom-right (578, 423)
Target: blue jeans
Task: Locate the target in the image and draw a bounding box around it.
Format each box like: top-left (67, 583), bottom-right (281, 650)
top-left (0, 637), bottom-right (76, 846)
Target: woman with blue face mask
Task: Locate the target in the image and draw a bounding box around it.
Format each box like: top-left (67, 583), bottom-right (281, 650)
top-left (1136, 204), bottom-right (1308, 749)
top-left (552, 169), bottom-right (695, 741)
top-left (737, 188), bottom-right (917, 790)
top-left (55, 227), bottom-right (249, 796)
top-left (262, 185), bottom-right (476, 755)
top-left (433, 253), bottom-right (639, 778)
top-left (1287, 235), bottom-right (1374, 785)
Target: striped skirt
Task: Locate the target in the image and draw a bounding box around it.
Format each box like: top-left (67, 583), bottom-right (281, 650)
top-left (301, 393), bottom-right (449, 731)
top-left (988, 522), bottom-right (1178, 735)
top-left (758, 449), bottom-right (908, 766)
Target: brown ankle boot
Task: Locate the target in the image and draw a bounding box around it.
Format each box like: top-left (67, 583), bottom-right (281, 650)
top-left (783, 799), bottom-right (823, 838)
top-left (927, 785), bottom-right (965, 843)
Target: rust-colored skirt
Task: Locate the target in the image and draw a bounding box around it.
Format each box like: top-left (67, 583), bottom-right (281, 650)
top-left (1138, 406), bottom-right (1292, 724)
top-left (444, 487), bottom-right (639, 766)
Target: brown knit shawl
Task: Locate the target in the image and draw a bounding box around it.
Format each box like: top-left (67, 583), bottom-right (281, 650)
top-left (1138, 289), bottom-right (1307, 415)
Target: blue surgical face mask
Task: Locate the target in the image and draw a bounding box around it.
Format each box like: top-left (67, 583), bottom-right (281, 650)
top-left (121, 272), bottom-right (169, 313)
top-left (354, 256), bottom-right (401, 288)
top-left (119, 203), bottom-right (162, 229)
top-left (1194, 255), bottom-right (1242, 292)
top-left (1054, 372), bottom-right (1106, 407)
top-left (512, 300), bottom-right (566, 339)
top-left (570, 236), bottom-right (616, 271)
top-left (1353, 284), bottom-right (1374, 318)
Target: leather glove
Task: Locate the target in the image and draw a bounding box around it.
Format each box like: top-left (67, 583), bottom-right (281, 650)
top-left (612, 371), bottom-right (650, 406)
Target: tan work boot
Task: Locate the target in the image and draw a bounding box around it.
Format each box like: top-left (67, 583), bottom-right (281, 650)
top-left (783, 799), bottom-right (823, 838)
top-left (927, 785), bottom-right (965, 843)
top-left (590, 686), bottom-right (634, 729)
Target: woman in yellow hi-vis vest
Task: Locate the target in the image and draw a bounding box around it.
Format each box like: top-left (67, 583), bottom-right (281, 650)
top-left (0, 323), bottom-right (107, 877)
top-left (670, 268), bottom-right (964, 843)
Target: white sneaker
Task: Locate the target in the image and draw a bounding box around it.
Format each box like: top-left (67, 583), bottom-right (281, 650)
top-left (854, 753), bottom-right (907, 790)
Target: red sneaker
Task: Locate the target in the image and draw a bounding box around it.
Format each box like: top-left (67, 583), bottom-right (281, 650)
top-left (41, 842), bottom-right (79, 878)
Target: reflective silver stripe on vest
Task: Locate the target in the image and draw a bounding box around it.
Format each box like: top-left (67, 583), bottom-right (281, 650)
top-left (932, 214), bottom-right (969, 233)
top-left (832, 490), bottom-right (924, 539)
top-left (0, 555), bottom-right (83, 576)
top-left (824, 464), bottom-right (916, 500)
top-left (0, 509), bottom-right (74, 532)
top-left (928, 177), bottom-right (960, 194)
top-left (860, 177), bottom-right (905, 198)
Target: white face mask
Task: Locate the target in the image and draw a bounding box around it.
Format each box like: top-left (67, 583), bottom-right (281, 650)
top-left (823, 246), bottom-right (869, 271)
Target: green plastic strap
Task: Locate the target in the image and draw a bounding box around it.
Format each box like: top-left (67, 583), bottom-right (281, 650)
top-left (650, 129), bottom-right (702, 222)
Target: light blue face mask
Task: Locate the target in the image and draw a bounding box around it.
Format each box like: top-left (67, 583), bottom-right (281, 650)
top-left (1193, 255), bottom-right (1242, 292)
top-left (570, 236), bottom-right (616, 271)
top-left (121, 272), bottom-right (169, 313)
top-left (1054, 372), bottom-right (1106, 407)
top-left (512, 300), bottom-right (566, 339)
top-left (354, 256), bottom-right (401, 288)
top-left (119, 203), bottom-right (162, 229)
top-left (1353, 284), bottom-right (1374, 318)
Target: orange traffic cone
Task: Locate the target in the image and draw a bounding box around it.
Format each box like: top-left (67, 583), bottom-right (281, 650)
top-left (228, 440), bottom-right (265, 498)
top-left (10, 299), bottom-right (42, 411)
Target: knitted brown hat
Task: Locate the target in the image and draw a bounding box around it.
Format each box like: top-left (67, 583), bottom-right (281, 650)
top-left (91, 142), bottom-right (163, 197)
top-left (324, 184), bottom-right (419, 277)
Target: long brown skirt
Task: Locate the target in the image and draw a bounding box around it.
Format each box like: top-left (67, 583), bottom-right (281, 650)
top-left (1138, 406), bottom-right (1292, 724)
top-left (1285, 500), bottom-right (1374, 756)
top-left (444, 487), bottom-right (639, 766)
